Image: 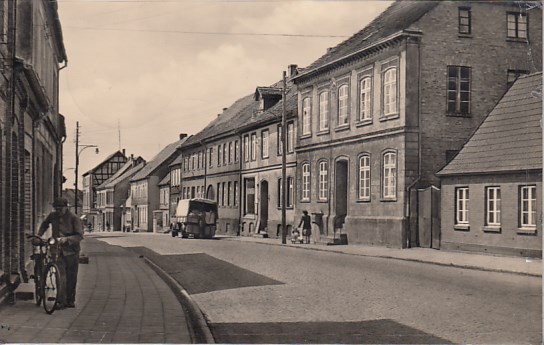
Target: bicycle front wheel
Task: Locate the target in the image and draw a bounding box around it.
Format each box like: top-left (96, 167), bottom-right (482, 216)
top-left (42, 263), bottom-right (60, 314)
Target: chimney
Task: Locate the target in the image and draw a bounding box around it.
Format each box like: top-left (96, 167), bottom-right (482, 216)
top-left (223, 107), bottom-right (228, 111)
top-left (122, 149), bottom-right (126, 156)
top-left (179, 133), bottom-right (187, 140)
top-left (288, 64), bottom-right (298, 78)
top-left (327, 47), bottom-right (333, 53)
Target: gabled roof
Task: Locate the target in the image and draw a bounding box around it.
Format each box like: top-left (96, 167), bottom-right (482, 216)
top-left (294, 1), bottom-right (439, 80)
top-left (438, 73), bottom-right (543, 176)
top-left (169, 153), bottom-right (184, 167)
top-left (98, 158), bottom-right (146, 190)
top-left (83, 150), bottom-right (126, 176)
top-left (181, 94), bottom-right (255, 148)
top-left (131, 137), bottom-right (188, 181)
top-left (181, 78), bottom-right (297, 148)
top-left (159, 174), bottom-right (171, 186)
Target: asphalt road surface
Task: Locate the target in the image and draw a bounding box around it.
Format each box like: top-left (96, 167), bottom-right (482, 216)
top-left (95, 233), bottom-right (542, 344)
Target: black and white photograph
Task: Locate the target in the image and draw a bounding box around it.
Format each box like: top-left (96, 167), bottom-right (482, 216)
top-left (0, 0), bottom-right (541, 343)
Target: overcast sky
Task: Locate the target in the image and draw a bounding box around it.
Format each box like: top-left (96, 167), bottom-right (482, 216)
top-left (57, 0), bottom-right (392, 189)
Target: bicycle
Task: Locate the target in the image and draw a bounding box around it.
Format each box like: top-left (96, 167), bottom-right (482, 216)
top-left (28, 235), bottom-right (65, 314)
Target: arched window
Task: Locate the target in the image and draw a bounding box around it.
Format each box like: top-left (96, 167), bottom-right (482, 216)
top-left (358, 155), bottom-right (371, 200)
top-left (337, 84), bottom-right (349, 125)
top-left (302, 163), bottom-right (311, 201)
top-left (318, 160), bottom-right (328, 200)
top-left (382, 151), bottom-right (397, 199)
top-left (302, 97), bottom-right (311, 135)
top-left (383, 68), bottom-right (397, 116)
top-left (359, 77), bottom-right (372, 121)
top-left (319, 91), bottom-right (329, 131)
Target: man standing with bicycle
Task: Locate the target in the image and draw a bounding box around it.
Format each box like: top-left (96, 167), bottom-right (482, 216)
top-left (37, 197), bottom-right (84, 308)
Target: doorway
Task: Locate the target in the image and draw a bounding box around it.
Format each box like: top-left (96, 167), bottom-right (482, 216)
top-left (334, 159), bottom-right (348, 232)
top-left (259, 180), bottom-right (269, 232)
top-left (206, 185), bottom-right (215, 200)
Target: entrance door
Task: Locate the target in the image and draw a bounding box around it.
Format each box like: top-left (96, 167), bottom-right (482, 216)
top-left (259, 181), bottom-right (269, 232)
top-left (206, 185), bottom-right (215, 200)
top-left (417, 186), bottom-right (441, 249)
top-left (335, 159), bottom-right (348, 233)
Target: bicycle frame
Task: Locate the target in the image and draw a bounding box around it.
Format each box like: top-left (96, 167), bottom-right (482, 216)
top-left (28, 235), bottom-right (65, 314)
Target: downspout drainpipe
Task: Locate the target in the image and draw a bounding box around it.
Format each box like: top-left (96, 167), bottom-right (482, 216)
top-left (405, 37), bottom-right (422, 248)
top-left (238, 131), bottom-right (243, 236)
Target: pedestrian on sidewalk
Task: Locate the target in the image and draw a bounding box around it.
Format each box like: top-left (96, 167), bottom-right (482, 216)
top-left (297, 210), bottom-right (312, 244)
top-left (37, 197), bottom-right (84, 309)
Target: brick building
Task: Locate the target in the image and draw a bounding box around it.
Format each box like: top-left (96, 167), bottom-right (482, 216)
top-left (291, 1), bottom-right (542, 248)
top-left (438, 73), bottom-right (542, 257)
top-left (0, 0), bottom-right (67, 301)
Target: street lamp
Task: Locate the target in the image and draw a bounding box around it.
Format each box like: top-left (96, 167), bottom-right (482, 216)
top-left (74, 143), bottom-right (99, 215)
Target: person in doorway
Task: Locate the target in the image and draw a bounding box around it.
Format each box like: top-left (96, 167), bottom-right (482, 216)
top-left (297, 210), bottom-right (312, 244)
top-left (37, 197), bottom-right (84, 309)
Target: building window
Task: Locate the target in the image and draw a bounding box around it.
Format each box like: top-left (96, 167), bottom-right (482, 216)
top-left (383, 68), bottom-right (397, 116)
top-left (229, 142), bottom-right (233, 163)
top-left (337, 84), bottom-right (349, 126)
top-left (447, 66), bottom-right (471, 115)
top-left (227, 181), bottom-right (232, 206)
top-left (382, 152), bottom-right (397, 200)
top-left (318, 161), bottom-right (328, 201)
top-left (359, 77), bottom-right (372, 121)
top-left (459, 7), bottom-right (471, 34)
top-left (507, 69), bottom-right (529, 88)
top-left (223, 143), bottom-right (227, 165)
top-left (244, 135), bottom-right (249, 162)
top-left (455, 187), bottom-right (469, 225)
top-left (245, 178), bottom-right (255, 214)
top-left (234, 140), bottom-right (239, 162)
top-left (277, 124), bottom-right (283, 155)
top-left (358, 155), bottom-right (371, 200)
top-left (234, 181), bottom-right (238, 206)
top-left (208, 147), bottom-right (213, 167)
top-left (287, 122), bottom-right (294, 153)
top-left (485, 187), bottom-right (501, 227)
top-left (302, 97), bottom-right (311, 136)
top-left (319, 91), bottom-right (329, 131)
top-left (217, 145), bottom-right (221, 166)
top-left (251, 133), bottom-right (257, 161)
top-left (302, 163), bottom-right (310, 201)
top-left (520, 185), bottom-right (536, 228)
top-left (222, 182), bottom-right (226, 206)
top-left (507, 12), bottom-right (528, 39)
top-left (277, 177), bottom-right (294, 208)
top-left (261, 130), bottom-right (269, 159)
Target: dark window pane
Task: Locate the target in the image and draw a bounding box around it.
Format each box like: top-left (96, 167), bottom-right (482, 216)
top-left (460, 67), bottom-right (470, 79)
top-left (460, 102), bottom-right (469, 114)
top-left (448, 67), bottom-right (457, 77)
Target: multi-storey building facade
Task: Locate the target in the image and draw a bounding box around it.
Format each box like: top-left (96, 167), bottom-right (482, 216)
top-left (96, 155), bottom-right (145, 232)
top-left (177, 73), bottom-right (299, 237)
top-left (438, 73), bottom-right (542, 257)
top-left (239, 77), bottom-right (298, 238)
top-left (291, 1), bottom-right (542, 248)
top-left (1, 0), bottom-right (67, 301)
top-left (156, 174), bottom-right (170, 232)
top-left (82, 150), bottom-right (127, 230)
top-left (129, 135), bottom-right (187, 232)
top-left (168, 154), bottom-right (183, 228)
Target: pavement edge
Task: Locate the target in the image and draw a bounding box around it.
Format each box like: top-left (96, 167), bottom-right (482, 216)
top-left (142, 256), bottom-right (216, 344)
top-left (221, 238), bottom-right (542, 278)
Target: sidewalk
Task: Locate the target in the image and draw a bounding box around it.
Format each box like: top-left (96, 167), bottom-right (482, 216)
top-left (0, 237), bottom-right (192, 344)
top-left (218, 235), bottom-right (542, 277)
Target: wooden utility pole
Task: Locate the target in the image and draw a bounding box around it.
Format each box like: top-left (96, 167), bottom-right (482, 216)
top-left (281, 71), bottom-right (287, 244)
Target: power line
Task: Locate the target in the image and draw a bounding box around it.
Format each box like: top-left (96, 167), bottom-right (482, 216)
top-left (63, 25), bottom-right (349, 38)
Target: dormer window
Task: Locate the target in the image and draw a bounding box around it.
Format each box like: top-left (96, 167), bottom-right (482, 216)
top-left (255, 87), bottom-right (282, 112)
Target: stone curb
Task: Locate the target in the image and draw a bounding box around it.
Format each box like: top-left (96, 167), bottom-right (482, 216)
top-left (221, 237), bottom-right (541, 278)
top-left (141, 256), bottom-right (215, 344)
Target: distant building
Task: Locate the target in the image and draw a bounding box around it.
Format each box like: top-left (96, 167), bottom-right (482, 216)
top-left (438, 73), bottom-right (542, 257)
top-left (82, 150), bottom-right (127, 230)
top-left (291, 0), bottom-right (542, 248)
top-left (129, 135), bottom-right (188, 232)
top-left (96, 155), bottom-right (145, 232)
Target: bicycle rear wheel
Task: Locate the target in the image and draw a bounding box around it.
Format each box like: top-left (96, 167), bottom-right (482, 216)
top-left (33, 261), bottom-right (43, 306)
top-left (42, 263), bottom-right (60, 314)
